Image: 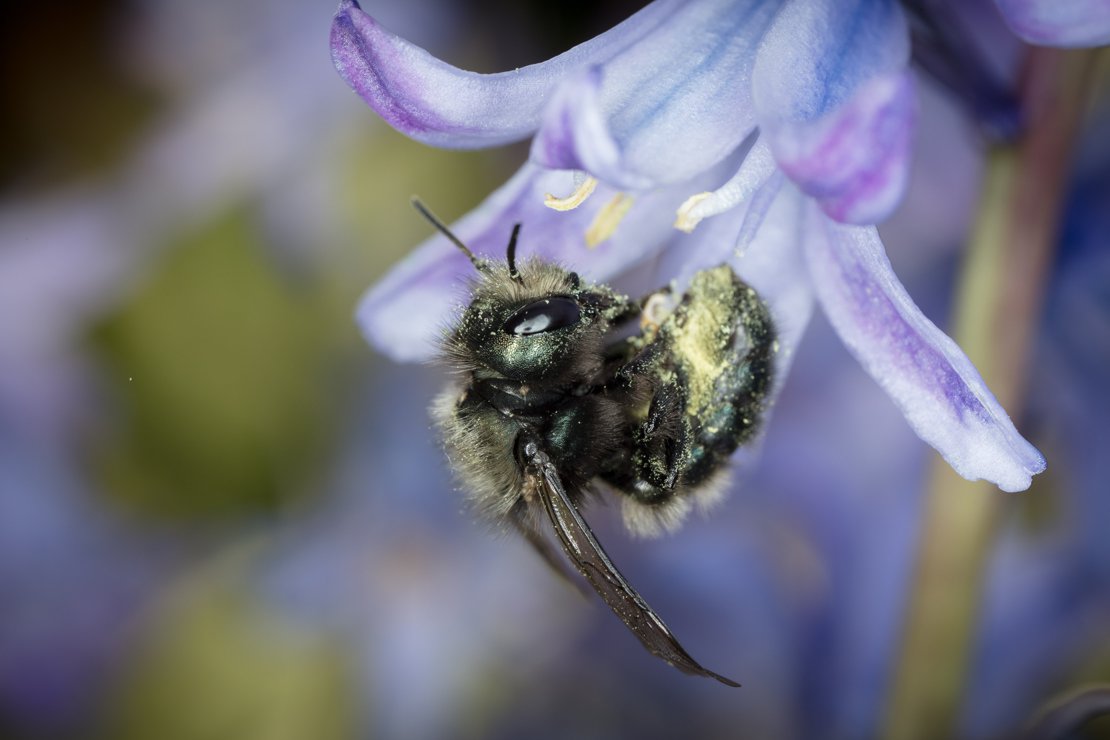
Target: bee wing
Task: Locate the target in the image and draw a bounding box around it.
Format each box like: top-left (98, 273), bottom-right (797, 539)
top-left (510, 509), bottom-right (593, 599)
top-left (532, 459), bottom-right (740, 687)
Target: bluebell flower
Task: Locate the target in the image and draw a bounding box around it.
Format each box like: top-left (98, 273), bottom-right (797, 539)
top-left (331, 0), bottom-right (1108, 494)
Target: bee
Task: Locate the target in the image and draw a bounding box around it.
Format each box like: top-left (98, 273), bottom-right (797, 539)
top-left (418, 198), bottom-right (775, 686)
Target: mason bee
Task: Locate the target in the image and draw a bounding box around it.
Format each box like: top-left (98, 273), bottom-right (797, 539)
top-left (418, 199), bottom-right (775, 686)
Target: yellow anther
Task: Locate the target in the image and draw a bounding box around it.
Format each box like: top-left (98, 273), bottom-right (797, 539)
top-left (673, 192), bottom-right (713, 233)
top-left (585, 193), bottom-right (634, 248)
top-left (544, 176), bottom-right (598, 211)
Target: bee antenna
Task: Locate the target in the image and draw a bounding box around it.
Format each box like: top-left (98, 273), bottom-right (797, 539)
top-left (506, 223), bottom-right (524, 286)
top-left (410, 197), bottom-right (489, 274)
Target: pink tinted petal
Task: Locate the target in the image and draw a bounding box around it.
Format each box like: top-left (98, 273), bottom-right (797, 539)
top-left (753, 0), bottom-right (913, 225)
top-left (330, 0), bottom-right (676, 148)
top-left (995, 0), bottom-right (1110, 47)
top-left (753, 0), bottom-right (910, 120)
top-left (803, 207), bottom-right (1045, 491)
top-left (770, 72), bottom-right (917, 225)
top-left (532, 0), bottom-right (782, 190)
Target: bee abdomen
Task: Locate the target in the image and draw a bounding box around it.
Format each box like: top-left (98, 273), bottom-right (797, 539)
top-left (664, 266), bottom-right (776, 486)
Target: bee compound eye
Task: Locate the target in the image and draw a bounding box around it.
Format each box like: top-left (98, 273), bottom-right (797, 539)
top-left (502, 296), bottom-right (581, 336)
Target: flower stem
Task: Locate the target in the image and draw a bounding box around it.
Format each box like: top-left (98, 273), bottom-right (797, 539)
top-left (883, 47), bottom-right (1100, 740)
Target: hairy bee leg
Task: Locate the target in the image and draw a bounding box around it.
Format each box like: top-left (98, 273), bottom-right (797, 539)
top-left (508, 500), bottom-right (592, 599)
top-left (611, 339), bottom-right (665, 387)
top-left (599, 335), bottom-right (643, 379)
top-left (633, 380), bottom-right (689, 497)
top-left (642, 381), bottom-right (679, 437)
top-left (597, 286), bottom-right (678, 387)
top-left (579, 292), bottom-right (640, 326)
top-left (595, 377), bottom-right (688, 500)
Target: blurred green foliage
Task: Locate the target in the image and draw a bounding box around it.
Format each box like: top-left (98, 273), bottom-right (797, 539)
top-left (90, 207), bottom-right (342, 518)
top-left (102, 552), bottom-right (355, 740)
top-left (84, 126), bottom-right (508, 520)
top-left (338, 127), bottom-right (513, 270)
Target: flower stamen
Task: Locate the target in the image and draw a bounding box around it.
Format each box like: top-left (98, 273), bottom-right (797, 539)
top-left (545, 175), bottom-right (598, 211)
top-left (673, 139), bottom-right (777, 233)
top-left (585, 193), bottom-right (634, 248)
top-left (674, 192), bottom-right (715, 233)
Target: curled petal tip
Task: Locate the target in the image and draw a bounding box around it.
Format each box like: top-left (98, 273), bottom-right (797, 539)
top-left (357, 286), bottom-right (445, 363)
top-left (330, 2), bottom-right (551, 148)
top-left (804, 211), bottom-right (1046, 492)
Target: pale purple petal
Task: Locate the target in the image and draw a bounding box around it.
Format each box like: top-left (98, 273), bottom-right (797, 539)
top-left (358, 154), bottom-right (749, 362)
top-left (733, 170), bottom-right (787, 255)
top-left (531, 0), bottom-right (782, 190)
top-left (994, 0), bottom-right (1110, 47)
top-left (663, 140), bottom-right (785, 286)
top-left (330, 0), bottom-right (681, 148)
top-left (356, 241), bottom-right (471, 363)
top-left (733, 187), bottom-right (815, 375)
top-left (529, 67), bottom-right (629, 185)
top-left (673, 136), bottom-right (779, 233)
top-left (802, 205), bottom-right (1045, 491)
top-left (753, 0), bottom-right (914, 225)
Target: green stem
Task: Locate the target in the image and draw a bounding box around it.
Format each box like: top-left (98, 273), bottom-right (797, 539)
top-left (882, 48), bottom-right (1100, 740)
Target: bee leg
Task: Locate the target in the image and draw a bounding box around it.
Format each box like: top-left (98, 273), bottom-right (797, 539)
top-left (601, 339), bottom-right (665, 389)
top-left (580, 292), bottom-right (640, 326)
top-left (633, 380), bottom-right (689, 498)
top-left (600, 336), bottom-right (641, 379)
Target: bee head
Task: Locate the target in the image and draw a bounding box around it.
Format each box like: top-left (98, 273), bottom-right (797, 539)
top-left (453, 259), bottom-right (618, 381)
top-left (411, 197), bottom-right (625, 382)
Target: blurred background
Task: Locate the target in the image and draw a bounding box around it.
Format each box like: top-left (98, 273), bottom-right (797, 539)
top-left (0, 1), bottom-right (1108, 738)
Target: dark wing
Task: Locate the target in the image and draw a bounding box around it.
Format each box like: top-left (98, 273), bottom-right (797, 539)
top-left (510, 506), bottom-right (593, 599)
top-left (529, 450), bottom-right (739, 687)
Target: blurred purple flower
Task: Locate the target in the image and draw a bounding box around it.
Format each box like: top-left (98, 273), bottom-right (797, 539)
top-left (328, 0), bottom-right (1106, 494)
top-left (995, 0), bottom-right (1110, 47)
